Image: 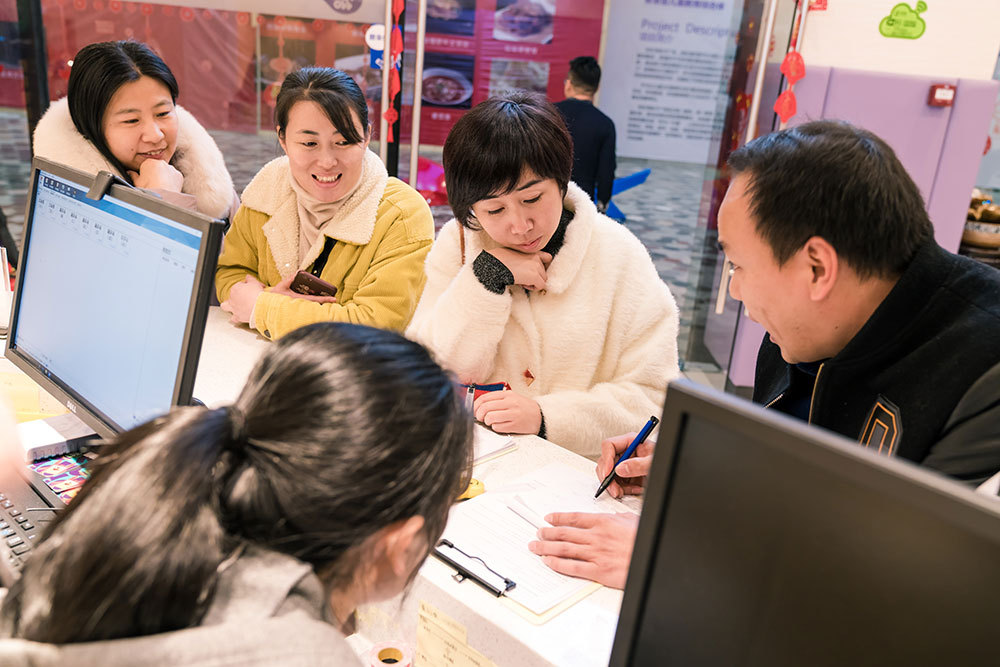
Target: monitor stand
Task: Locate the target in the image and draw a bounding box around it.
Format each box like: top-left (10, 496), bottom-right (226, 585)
top-left (15, 412), bottom-right (99, 462)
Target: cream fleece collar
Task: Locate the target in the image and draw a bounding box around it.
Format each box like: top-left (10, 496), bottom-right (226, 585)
top-left (240, 150), bottom-right (389, 279)
top-left (463, 181), bottom-right (597, 295)
top-left (32, 97), bottom-right (235, 219)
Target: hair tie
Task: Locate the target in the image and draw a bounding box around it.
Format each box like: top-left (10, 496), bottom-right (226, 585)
top-left (225, 405), bottom-right (250, 447)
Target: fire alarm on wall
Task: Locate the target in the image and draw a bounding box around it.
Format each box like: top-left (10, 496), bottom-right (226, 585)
top-left (928, 84), bottom-right (956, 107)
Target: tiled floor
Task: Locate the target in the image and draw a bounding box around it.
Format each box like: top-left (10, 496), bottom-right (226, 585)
top-left (1, 108), bottom-right (727, 386)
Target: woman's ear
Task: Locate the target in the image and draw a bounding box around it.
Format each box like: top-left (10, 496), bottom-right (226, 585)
top-left (381, 516), bottom-right (426, 578)
top-left (277, 127), bottom-right (286, 154)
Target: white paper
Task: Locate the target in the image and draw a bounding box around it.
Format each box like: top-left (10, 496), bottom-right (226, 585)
top-left (439, 464), bottom-right (634, 616)
top-left (472, 424), bottom-right (517, 464)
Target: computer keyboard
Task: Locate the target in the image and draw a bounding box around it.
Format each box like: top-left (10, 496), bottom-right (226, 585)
top-left (0, 477), bottom-right (60, 587)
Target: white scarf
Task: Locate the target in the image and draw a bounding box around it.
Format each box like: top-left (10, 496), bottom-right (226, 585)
top-left (290, 161), bottom-right (365, 264)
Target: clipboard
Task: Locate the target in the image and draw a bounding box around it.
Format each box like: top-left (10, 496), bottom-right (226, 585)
top-left (433, 539), bottom-right (516, 598)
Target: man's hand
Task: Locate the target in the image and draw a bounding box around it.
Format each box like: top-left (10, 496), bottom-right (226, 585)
top-left (486, 248), bottom-right (552, 291)
top-left (529, 512), bottom-right (639, 590)
top-left (473, 390), bottom-right (542, 435)
top-left (220, 275), bottom-right (265, 325)
top-left (129, 159), bottom-right (184, 192)
top-left (595, 432), bottom-right (656, 499)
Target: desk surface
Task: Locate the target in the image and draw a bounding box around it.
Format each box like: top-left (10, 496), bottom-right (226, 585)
top-left (192, 307), bottom-right (271, 407)
top-left (356, 435), bottom-right (631, 666)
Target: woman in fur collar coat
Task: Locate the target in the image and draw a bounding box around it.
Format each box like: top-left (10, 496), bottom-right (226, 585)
top-left (216, 68), bottom-right (433, 338)
top-left (407, 94), bottom-right (680, 457)
top-left (33, 40), bottom-right (237, 221)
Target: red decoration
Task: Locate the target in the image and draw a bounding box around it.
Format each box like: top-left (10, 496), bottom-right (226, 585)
top-left (180, 7), bottom-right (194, 22)
top-left (774, 89), bottom-right (797, 124)
top-left (73, 0), bottom-right (87, 10)
top-left (274, 15), bottom-right (285, 27)
top-left (140, 3), bottom-right (152, 15)
top-left (161, 4), bottom-right (173, 16)
top-left (256, 14), bottom-right (266, 26)
top-left (236, 12), bottom-right (249, 25)
top-left (109, 0), bottom-right (121, 12)
top-left (780, 51), bottom-right (806, 85)
top-left (202, 9), bottom-right (212, 20)
top-left (311, 19), bottom-right (324, 33)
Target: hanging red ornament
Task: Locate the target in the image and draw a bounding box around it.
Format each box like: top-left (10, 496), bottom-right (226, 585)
top-left (180, 7), bottom-right (195, 22)
top-left (780, 51), bottom-right (806, 85)
top-left (774, 89), bottom-right (797, 124)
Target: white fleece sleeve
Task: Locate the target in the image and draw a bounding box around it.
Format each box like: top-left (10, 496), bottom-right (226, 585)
top-left (406, 222), bottom-right (513, 381)
top-left (536, 247), bottom-right (681, 458)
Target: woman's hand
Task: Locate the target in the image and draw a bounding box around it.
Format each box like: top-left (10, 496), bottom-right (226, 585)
top-left (220, 275), bottom-right (264, 325)
top-left (129, 159), bottom-right (184, 193)
top-left (473, 390), bottom-right (542, 434)
top-left (486, 248), bottom-right (552, 291)
top-left (266, 275), bottom-right (339, 304)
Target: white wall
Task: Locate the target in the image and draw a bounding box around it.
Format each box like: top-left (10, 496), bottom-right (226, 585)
top-left (801, 0), bottom-right (1000, 81)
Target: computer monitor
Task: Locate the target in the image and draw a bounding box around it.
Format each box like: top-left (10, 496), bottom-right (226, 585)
top-left (610, 380), bottom-right (1000, 666)
top-left (4, 157), bottom-right (224, 439)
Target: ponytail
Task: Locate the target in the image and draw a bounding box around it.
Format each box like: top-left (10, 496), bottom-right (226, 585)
top-left (2, 407), bottom-right (236, 643)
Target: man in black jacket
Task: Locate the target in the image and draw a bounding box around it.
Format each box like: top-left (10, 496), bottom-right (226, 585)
top-left (722, 120), bottom-right (1000, 485)
top-left (529, 120), bottom-right (1000, 589)
top-left (554, 56), bottom-right (616, 212)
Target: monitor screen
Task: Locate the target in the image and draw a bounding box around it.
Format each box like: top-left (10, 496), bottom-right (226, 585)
top-left (6, 159), bottom-right (223, 437)
top-left (610, 380), bottom-right (1000, 667)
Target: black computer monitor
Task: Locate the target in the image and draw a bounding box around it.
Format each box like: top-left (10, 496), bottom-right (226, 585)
top-left (4, 158), bottom-right (224, 439)
top-left (610, 380), bottom-right (1000, 666)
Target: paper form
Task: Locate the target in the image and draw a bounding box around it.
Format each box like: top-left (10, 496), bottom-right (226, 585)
top-left (472, 424), bottom-right (517, 464)
top-left (440, 464), bottom-right (635, 616)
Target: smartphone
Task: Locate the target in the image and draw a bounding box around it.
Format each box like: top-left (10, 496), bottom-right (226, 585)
top-left (289, 271), bottom-right (338, 298)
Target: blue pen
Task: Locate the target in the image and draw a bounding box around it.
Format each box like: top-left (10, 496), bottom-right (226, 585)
top-left (594, 416), bottom-right (659, 498)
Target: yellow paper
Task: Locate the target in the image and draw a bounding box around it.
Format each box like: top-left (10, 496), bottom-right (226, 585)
top-left (418, 600), bottom-right (467, 643)
top-left (416, 601), bottom-right (495, 667)
top-left (0, 372), bottom-right (68, 422)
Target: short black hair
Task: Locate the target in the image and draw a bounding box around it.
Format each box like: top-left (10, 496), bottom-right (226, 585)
top-left (567, 56), bottom-right (601, 93)
top-left (727, 120), bottom-right (933, 279)
top-left (67, 40), bottom-right (179, 184)
top-left (443, 92), bottom-right (572, 229)
top-left (274, 67), bottom-right (368, 145)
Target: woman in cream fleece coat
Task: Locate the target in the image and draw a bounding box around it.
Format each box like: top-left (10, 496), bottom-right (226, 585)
top-left (407, 94), bottom-right (679, 457)
top-left (217, 68), bottom-right (433, 338)
top-left (33, 41), bottom-right (236, 220)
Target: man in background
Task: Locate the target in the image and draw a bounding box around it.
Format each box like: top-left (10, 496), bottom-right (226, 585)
top-left (555, 56), bottom-right (616, 213)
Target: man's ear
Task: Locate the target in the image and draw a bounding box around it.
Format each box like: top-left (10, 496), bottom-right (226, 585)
top-left (802, 235), bottom-right (838, 301)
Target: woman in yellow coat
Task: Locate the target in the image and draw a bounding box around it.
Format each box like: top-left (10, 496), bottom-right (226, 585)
top-left (216, 68), bottom-right (433, 339)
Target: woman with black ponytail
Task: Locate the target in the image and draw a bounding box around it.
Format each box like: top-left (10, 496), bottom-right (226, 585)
top-left (0, 323), bottom-right (473, 665)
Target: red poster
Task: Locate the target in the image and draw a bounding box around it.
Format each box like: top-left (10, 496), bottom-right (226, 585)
top-left (410, 0), bottom-right (606, 146)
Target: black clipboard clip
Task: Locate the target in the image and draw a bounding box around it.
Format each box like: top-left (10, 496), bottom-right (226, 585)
top-left (434, 539), bottom-right (516, 598)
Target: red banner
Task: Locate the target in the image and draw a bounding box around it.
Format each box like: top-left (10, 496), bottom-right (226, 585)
top-left (410, 0), bottom-right (605, 146)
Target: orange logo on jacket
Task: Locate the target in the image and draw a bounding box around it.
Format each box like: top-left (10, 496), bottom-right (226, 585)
top-left (859, 397), bottom-right (902, 455)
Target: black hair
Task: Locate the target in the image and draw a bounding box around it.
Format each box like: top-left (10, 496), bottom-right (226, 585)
top-left (727, 120), bottom-right (934, 279)
top-left (67, 40), bottom-right (179, 185)
top-left (274, 67), bottom-right (369, 145)
top-left (0, 323), bottom-right (472, 644)
top-left (442, 92), bottom-right (573, 229)
top-left (567, 56), bottom-right (601, 94)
